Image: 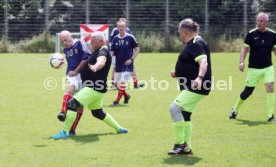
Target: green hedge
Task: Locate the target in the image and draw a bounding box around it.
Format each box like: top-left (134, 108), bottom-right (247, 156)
top-left (0, 31), bottom-right (243, 53)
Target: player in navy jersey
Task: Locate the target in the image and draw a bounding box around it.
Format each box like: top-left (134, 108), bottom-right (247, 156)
top-left (230, 13), bottom-right (276, 122)
top-left (111, 20), bottom-right (140, 105)
top-left (168, 18), bottom-right (212, 156)
top-left (56, 30), bottom-right (92, 136)
top-left (109, 18), bottom-right (144, 90)
top-left (51, 31), bottom-right (128, 139)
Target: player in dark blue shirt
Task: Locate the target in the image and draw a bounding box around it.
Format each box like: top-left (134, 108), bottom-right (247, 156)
top-left (109, 18), bottom-right (144, 90)
top-left (168, 18), bottom-right (212, 156)
top-left (230, 13), bottom-right (276, 122)
top-left (111, 20), bottom-right (140, 105)
top-left (56, 30), bottom-right (92, 136)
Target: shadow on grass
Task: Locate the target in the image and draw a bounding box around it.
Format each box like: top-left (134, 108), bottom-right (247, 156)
top-left (163, 155), bottom-right (202, 165)
top-left (104, 104), bottom-right (128, 108)
top-left (70, 132), bottom-right (116, 144)
top-left (235, 119), bottom-right (268, 127)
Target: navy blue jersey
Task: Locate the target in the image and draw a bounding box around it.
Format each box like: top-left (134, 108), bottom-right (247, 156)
top-left (111, 33), bottom-right (138, 72)
top-left (109, 27), bottom-right (131, 46)
top-left (175, 36), bottom-right (212, 95)
top-left (63, 39), bottom-right (92, 74)
top-left (244, 28), bottom-right (276, 69)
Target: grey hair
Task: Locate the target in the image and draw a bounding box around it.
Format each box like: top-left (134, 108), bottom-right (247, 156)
top-left (91, 31), bottom-right (106, 42)
top-left (119, 18), bottom-right (127, 23)
top-left (179, 18), bottom-right (199, 33)
top-left (257, 12), bottom-right (269, 22)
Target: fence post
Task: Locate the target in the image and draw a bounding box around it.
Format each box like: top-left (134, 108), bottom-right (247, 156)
top-left (126, 0), bottom-right (129, 21)
top-left (204, 0), bottom-right (209, 34)
top-left (243, 0), bottom-right (247, 36)
top-left (45, 0), bottom-right (50, 32)
top-left (4, 0), bottom-right (9, 52)
top-left (86, 0), bottom-right (90, 23)
top-left (165, 0), bottom-right (170, 51)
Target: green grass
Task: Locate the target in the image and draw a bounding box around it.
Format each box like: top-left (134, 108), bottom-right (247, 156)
top-left (1, 53), bottom-right (276, 167)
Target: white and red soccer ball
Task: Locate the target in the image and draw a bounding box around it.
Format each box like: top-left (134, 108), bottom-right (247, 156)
top-left (49, 53), bottom-right (64, 69)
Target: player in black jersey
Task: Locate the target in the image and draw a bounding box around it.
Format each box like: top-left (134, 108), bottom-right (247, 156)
top-left (230, 13), bottom-right (276, 122)
top-left (168, 18), bottom-right (212, 156)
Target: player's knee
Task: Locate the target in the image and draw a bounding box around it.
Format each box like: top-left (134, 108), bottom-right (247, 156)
top-left (68, 98), bottom-right (81, 112)
top-left (169, 103), bottom-right (184, 122)
top-left (182, 111), bottom-right (192, 121)
top-left (240, 86), bottom-right (255, 100)
top-left (266, 83), bottom-right (274, 93)
top-left (91, 108), bottom-right (106, 120)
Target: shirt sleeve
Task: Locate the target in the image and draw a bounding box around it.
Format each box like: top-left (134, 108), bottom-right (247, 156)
top-left (274, 32), bottom-right (276, 49)
top-left (190, 41), bottom-right (207, 62)
top-left (80, 40), bottom-right (92, 60)
top-left (130, 35), bottom-right (138, 49)
top-left (110, 38), bottom-right (116, 51)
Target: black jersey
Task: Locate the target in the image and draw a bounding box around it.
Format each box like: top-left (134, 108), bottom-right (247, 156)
top-left (245, 28), bottom-right (276, 69)
top-left (175, 36), bottom-right (212, 95)
top-left (80, 46), bottom-right (111, 93)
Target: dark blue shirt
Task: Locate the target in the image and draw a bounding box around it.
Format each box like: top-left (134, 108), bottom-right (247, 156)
top-left (109, 27), bottom-right (131, 47)
top-left (111, 33), bottom-right (138, 72)
top-left (63, 39), bottom-right (92, 74)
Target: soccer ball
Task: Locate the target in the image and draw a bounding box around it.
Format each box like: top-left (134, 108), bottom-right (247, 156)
top-left (49, 53), bottom-right (64, 69)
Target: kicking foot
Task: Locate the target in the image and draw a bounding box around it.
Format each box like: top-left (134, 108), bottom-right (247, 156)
top-left (229, 109), bottom-right (237, 119)
top-left (57, 112), bottom-right (66, 121)
top-left (51, 130), bottom-right (69, 139)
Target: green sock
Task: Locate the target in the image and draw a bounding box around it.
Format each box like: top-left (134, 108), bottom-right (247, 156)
top-left (103, 113), bottom-right (121, 132)
top-left (233, 97), bottom-right (244, 113)
top-left (64, 110), bottom-right (77, 135)
top-left (172, 121), bottom-right (185, 145)
top-left (184, 121), bottom-right (192, 149)
top-left (267, 93), bottom-right (275, 118)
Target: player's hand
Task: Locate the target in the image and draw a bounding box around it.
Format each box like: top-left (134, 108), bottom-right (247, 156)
top-left (89, 64), bottom-right (97, 72)
top-left (239, 62), bottom-right (244, 72)
top-left (170, 70), bottom-right (176, 78)
top-left (68, 71), bottom-right (77, 77)
top-left (192, 77), bottom-right (202, 90)
top-left (124, 59), bottom-right (132, 66)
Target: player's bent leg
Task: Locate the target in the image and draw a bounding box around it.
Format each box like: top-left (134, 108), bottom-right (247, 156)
top-left (92, 108), bottom-right (128, 134)
top-left (230, 86), bottom-right (255, 119)
top-left (58, 85), bottom-right (75, 121)
top-left (168, 103), bottom-right (186, 155)
top-left (240, 86), bottom-right (255, 100)
top-left (69, 107), bottom-right (84, 136)
top-left (91, 108), bottom-right (106, 120)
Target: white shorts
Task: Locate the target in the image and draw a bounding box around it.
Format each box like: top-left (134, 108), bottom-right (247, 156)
top-left (114, 72), bottom-right (131, 83)
top-left (66, 73), bottom-right (82, 91)
top-left (112, 56), bottom-right (116, 68)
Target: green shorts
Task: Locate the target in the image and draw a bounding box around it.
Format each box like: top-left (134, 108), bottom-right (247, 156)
top-left (246, 66), bottom-right (275, 87)
top-left (174, 90), bottom-right (205, 113)
top-left (74, 87), bottom-right (104, 110)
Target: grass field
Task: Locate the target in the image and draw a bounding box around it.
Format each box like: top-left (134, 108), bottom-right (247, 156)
top-left (0, 53), bottom-right (276, 167)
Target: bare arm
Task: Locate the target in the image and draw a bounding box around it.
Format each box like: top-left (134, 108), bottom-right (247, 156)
top-left (192, 57), bottom-right (208, 89)
top-left (239, 47), bottom-right (249, 72)
top-left (89, 56), bottom-right (107, 72)
top-left (125, 47), bottom-right (140, 65)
